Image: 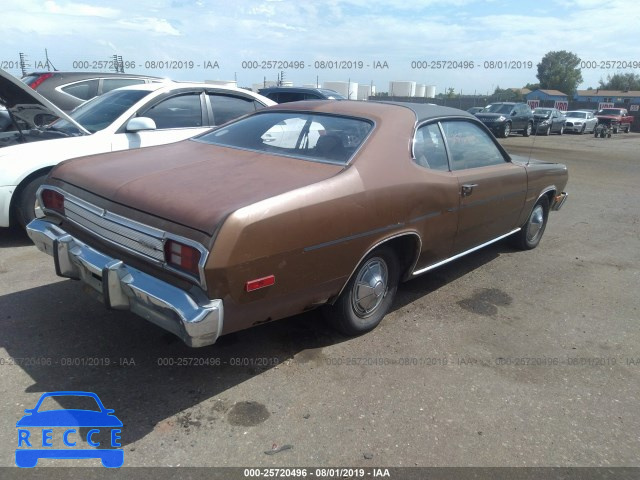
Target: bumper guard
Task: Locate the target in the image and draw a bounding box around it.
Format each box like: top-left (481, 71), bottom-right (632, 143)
top-left (26, 219), bottom-right (223, 347)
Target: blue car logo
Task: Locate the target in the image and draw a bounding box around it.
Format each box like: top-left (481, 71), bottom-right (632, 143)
top-left (16, 391), bottom-right (123, 468)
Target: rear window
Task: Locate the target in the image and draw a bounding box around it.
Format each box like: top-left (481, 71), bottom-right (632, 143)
top-left (195, 112), bottom-right (373, 165)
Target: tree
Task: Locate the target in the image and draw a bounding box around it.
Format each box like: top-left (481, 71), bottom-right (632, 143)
top-left (598, 73), bottom-right (640, 91)
top-left (524, 82), bottom-right (540, 91)
top-left (536, 51), bottom-right (583, 96)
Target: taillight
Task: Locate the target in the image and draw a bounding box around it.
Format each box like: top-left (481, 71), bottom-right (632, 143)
top-left (28, 73), bottom-right (54, 90)
top-left (164, 239), bottom-right (201, 277)
top-left (41, 188), bottom-right (65, 214)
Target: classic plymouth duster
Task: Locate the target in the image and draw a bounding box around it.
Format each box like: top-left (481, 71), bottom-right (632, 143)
top-left (27, 101), bottom-right (568, 347)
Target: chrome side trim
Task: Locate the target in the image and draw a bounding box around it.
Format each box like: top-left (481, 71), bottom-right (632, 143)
top-left (36, 186), bottom-right (210, 290)
top-left (333, 231), bottom-right (422, 301)
top-left (27, 219), bottom-right (222, 348)
top-left (412, 228), bottom-right (520, 276)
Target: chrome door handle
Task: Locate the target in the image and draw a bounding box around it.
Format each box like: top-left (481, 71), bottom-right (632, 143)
top-left (461, 183), bottom-right (478, 197)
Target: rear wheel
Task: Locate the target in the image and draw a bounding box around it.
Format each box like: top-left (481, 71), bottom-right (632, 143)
top-left (324, 247), bottom-right (399, 336)
top-left (513, 196), bottom-right (549, 250)
top-left (15, 174), bottom-right (47, 229)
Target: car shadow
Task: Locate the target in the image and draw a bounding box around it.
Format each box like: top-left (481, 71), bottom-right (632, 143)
top-left (0, 225), bottom-right (32, 248)
top-left (2, 239), bottom-right (514, 445)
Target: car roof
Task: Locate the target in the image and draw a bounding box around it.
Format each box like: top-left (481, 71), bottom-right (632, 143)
top-left (111, 81), bottom-right (276, 102)
top-left (25, 71), bottom-right (165, 80)
top-left (264, 100), bottom-right (475, 123)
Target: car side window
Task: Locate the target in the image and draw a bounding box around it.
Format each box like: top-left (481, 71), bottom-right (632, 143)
top-left (208, 94), bottom-right (258, 125)
top-left (61, 79), bottom-right (99, 100)
top-left (102, 78), bottom-right (146, 94)
top-left (440, 120), bottom-right (506, 170)
top-left (413, 123), bottom-right (449, 171)
top-left (143, 93), bottom-right (203, 129)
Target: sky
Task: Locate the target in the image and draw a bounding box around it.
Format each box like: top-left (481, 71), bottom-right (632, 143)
top-left (3, 0), bottom-right (640, 96)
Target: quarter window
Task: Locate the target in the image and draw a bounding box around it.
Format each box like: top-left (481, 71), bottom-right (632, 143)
top-left (61, 79), bottom-right (98, 100)
top-left (440, 121), bottom-right (506, 170)
top-left (143, 93), bottom-right (203, 129)
top-left (413, 123), bottom-right (449, 171)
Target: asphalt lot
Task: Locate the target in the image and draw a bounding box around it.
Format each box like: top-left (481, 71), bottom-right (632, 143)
top-left (1, 131), bottom-right (639, 470)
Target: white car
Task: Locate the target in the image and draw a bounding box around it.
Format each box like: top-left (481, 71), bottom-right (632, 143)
top-left (0, 69), bottom-right (275, 228)
top-left (563, 110), bottom-right (598, 134)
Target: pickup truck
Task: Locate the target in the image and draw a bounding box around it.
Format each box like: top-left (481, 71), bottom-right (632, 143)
top-left (595, 108), bottom-right (633, 133)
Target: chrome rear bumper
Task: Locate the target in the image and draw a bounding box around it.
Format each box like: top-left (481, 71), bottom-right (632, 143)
top-left (27, 219), bottom-right (223, 347)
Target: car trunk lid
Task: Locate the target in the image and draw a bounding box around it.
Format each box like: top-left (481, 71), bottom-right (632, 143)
top-left (51, 139), bottom-right (344, 236)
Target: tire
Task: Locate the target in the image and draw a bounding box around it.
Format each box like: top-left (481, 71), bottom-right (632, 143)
top-left (558, 125), bottom-right (564, 135)
top-left (543, 125), bottom-right (551, 136)
top-left (15, 174), bottom-right (48, 229)
top-left (613, 126), bottom-right (618, 134)
top-left (513, 195), bottom-right (549, 250)
top-left (323, 247), bottom-right (399, 336)
top-left (579, 124), bottom-right (586, 134)
top-left (523, 122), bottom-right (532, 137)
top-left (625, 125), bottom-right (630, 133)
top-left (499, 122), bottom-right (511, 138)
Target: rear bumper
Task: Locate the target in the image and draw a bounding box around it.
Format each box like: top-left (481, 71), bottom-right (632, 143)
top-left (551, 192), bottom-right (568, 211)
top-left (26, 219), bottom-right (223, 347)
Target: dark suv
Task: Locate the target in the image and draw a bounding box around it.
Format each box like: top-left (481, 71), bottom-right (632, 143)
top-left (22, 72), bottom-right (165, 112)
top-left (258, 87), bottom-right (345, 103)
top-left (475, 102), bottom-right (533, 138)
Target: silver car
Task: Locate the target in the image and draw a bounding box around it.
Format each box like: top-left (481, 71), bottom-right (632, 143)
top-left (564, 110), bottom-right (598, 134)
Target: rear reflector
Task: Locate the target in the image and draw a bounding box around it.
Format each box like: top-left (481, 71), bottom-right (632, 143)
top-left (245, 275), bottom-right (275, 292)
top-left (28, 73), bottom-right (54, 90)
top-left (164, 239), bottom-right (201, 277)
top-left (41, 188), bottom-right (65, 214)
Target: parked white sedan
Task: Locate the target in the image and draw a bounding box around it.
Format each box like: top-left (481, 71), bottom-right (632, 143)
top-left (0, 69), bottom-right (275, 228)
top-left (563, 110), bottom-right (598, 134)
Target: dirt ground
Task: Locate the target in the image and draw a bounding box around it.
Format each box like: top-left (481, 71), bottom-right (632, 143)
top-left (0, 131), bottom-right (638, 473)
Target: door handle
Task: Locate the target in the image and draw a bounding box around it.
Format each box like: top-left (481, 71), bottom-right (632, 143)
top-left (461, 184), bottom-right (478, 197)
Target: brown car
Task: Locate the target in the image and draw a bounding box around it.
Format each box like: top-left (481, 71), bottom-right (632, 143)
top-left (27, 101), bottom-right (568, 347)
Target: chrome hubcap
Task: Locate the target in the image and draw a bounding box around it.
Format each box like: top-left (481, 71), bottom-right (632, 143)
top-left (351, 257), bottom-right (388, 318)
top-left (527, 205), bottom-right (544, 242)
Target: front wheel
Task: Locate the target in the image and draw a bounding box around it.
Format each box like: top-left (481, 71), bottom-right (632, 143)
top-left (558, 125), bottom-right (564, 135)
top-left (499, 123), bottom-right (511, 138)
top-left (579, 124), bottom-right (586, 134)
top-left (523, 122), bottom-right (532, 137)
top-left (512, 195), bottom-right (549, 250)
top-left (543, 125), bottom-right (551, 136)
top-left (323, 247), bottom-right (399, 336)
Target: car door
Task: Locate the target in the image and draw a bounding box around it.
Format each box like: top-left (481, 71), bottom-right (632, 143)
top-left (439, 120), bottom-right (527, 254)
top-left (410, 122), bottom-right (460, 271)
top-left (112, 90), bottom-right (210, 150)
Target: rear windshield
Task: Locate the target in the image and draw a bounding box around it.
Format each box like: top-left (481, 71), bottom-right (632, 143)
top-left (195, 111), bottom-right (373, 165)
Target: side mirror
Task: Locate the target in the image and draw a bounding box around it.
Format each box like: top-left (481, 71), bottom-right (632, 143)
top-left (511, 111), bottom-right (517, 116)
top-left (126, 117), bottom-right (156, 132)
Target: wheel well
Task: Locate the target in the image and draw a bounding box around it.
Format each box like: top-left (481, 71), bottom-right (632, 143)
top-left (329, 233), bottom-right (421, 304)
top-left (381, 234), bottom-right (421, 281)
top-left (9, 168), bottom-right (51, 224)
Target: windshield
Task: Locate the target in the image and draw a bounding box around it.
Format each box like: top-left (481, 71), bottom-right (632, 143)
top-left (195, 111), bottom-right (373, 165)
top-left (51, 89), bottom-right (149, 133)
top-left (483, 104), bottom-right (513, 114)
top-left (566, 111), bottom-right (586, 118)
top-left (534, 108), bottom-right (552, 117)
